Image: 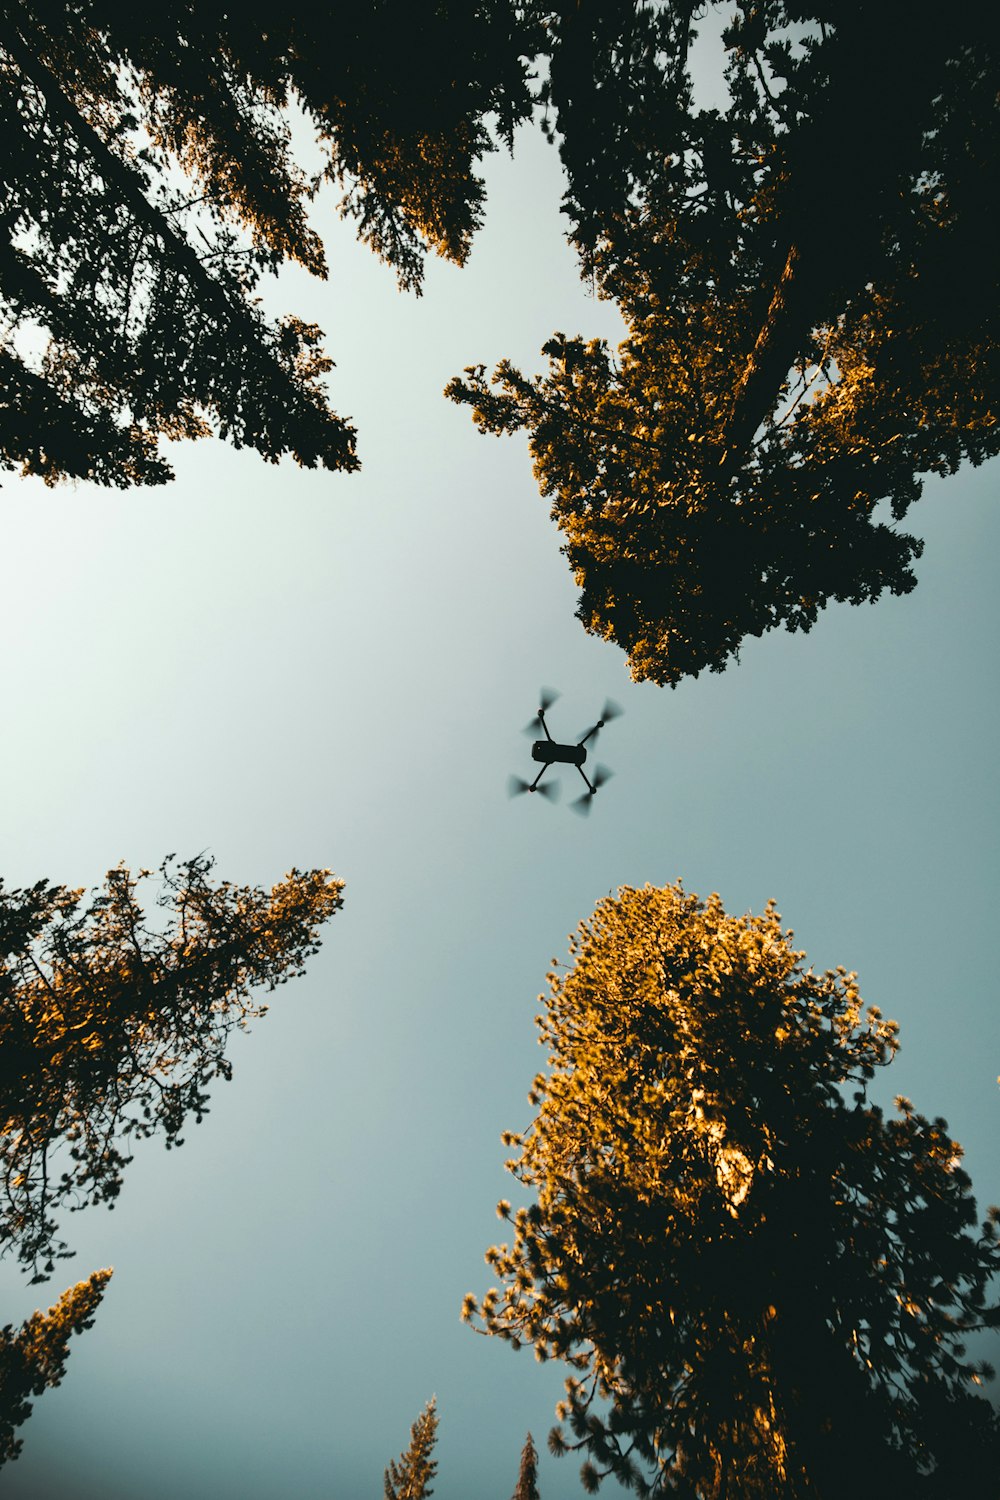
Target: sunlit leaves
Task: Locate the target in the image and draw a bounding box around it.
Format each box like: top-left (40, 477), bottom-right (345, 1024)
top-left (384, 1397), bottom-right (438, 1500)
top-left (0, 1268), bottom-right (111, 1466)
top-left (0, 855), bottom-right (343, 1277)
top-left (449, 6), bottom-right (998, 685)
top-left (465, 882), bottom-right (1000, 1495)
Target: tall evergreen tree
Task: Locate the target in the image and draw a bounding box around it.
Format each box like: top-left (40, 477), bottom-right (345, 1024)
top-left (0, 853), bottom-right (341, 1466)
top-left (0, 854), bottom-right (343, 1277)
top-left (464, 883), bottom-right (1000, 1497)
top-left (512, 1431), bottom-right (541, 1500)
top-left (0, 0), bottom-right (534, 485)
top-left (0, 1269), bottom-right (111, 1465)
top-left (384, 1397), bottom-right (439, 1500)
top-left (450, 2), bottom-right (999, 684)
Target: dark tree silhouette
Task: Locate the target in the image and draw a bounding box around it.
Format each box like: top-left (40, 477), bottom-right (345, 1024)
top-left (0, 854), bottom-right (343, 1278)
top-left (0, 0), bottom-right (534, 485)
top-left (0, 1269), bottom-right (111, 1466)
top-left (512, 1431), bottom-right (541, 1500)
top-left (384, 1397), bottom-right (439, 1500)
top-left (449, 2), bottom-right (999, 684)
top-left (464, 882), bottom-right (1000, 1497)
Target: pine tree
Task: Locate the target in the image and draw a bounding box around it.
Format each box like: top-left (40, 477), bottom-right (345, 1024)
top-left (0, 854), bottom-right (343, 1277)
top-left (1, 1), bottom-right (534, 485)
top-left (0, 1269), bottom-right (111, 1466)
top-left (449, 3), bottom-right (999, 685)
top-left (464, 883), bottom-right (1000, 1497)
top-left (384, 1397), bottom-right (439, 1500)
top-left (511, 1431), bottom-right (540, 1500)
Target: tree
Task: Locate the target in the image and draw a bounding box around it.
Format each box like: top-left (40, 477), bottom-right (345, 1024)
top-left (449, 3), bottom-right (999, 684)
top-left (0, 0), bottom-right (535, 485)
top-left (0, 1269), bottom-right (111, 1466)
top-left (384, 1397), bottom-right (439, 1500)
top-left (512, 1431), bottom-right (541, 1500)
top-left (0, 854), bottom-right (343, 1278)
top-left (463, 883), bottom-right (1000, 1497)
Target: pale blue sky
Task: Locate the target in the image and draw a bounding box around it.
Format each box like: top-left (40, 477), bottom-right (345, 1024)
top-left (1, 106), bottom-right (997, 1500)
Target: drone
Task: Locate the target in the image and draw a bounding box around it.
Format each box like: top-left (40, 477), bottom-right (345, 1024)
top-left (508, 688), bottom-right (622, 815)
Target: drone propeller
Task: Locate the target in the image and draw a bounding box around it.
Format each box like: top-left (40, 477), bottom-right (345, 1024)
top-left (523, 686), bottom-right (561, 736)
top-left (570, 764), bottom-right (613, 816)
top-left (507, 774), bottom-right (560, 801)
top-left (577, 700), bottom-right (624, 746)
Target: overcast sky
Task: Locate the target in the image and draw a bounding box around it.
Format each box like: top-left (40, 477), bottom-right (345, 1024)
top-left (1, 65), bottom-right (998, 1500)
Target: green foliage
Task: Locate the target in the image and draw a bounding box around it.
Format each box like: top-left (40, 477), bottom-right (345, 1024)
top-left (512, 1430), bottom-right (541, 1500)
top-left (0, 1268), bottom-right (111, 1466)
top-left (449, 4), bottom-right (999, 684)
top-left (465, 883), bottom-right (1000, 1497)
top-left (384, 1397), bottom-right (439, 1500)
top-left (0, 0), bottom-right (534, 484)
top-left (0, 854), bottom-right (343, 1278)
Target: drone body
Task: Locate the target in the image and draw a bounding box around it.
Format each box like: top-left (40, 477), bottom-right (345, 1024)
top-left (531, 739), bottom-right (587, 767)
top-left (509, 689), bottom-right (621, 814)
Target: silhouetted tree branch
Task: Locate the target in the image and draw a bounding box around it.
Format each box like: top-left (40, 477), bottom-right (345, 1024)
top-left (0, 0), bottom-right (535, 483)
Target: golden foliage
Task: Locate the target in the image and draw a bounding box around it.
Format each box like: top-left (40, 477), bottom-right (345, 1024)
top-left (0, 856), bottom-right (343, 1277)
top-left (465, 883), bottom-right (999, 1496)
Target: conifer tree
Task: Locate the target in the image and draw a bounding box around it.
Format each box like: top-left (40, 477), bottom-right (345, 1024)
top-left (0, 855), bottom-right (343, 1277)
top-left (0, 853), bottom-right (341, 1466)
top-left (512, 1431), bottom-right (541, 1500)
top-left (0, 0), bottom-right (534, 485)
top-left (384, 1397), bottom-right (439, 1500)
top-left (464, 883), bottom-right (1000, 1497)
top-left (450, 3), bottom-right (999, 685)
top-left (0, 1269), bottom-right (111, 1466)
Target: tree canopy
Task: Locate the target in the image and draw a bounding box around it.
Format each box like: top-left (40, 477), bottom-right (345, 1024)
top-left (0, 854), bottom-right (343, 1279)
top-left (0, 0), bottom-right (534, 485)
top-left (6, 3), bottom-right (996, 679)
top-left (449, 2), bottom-right (999, 684)
top-left (464, 882), bottom-right (1000, 1497)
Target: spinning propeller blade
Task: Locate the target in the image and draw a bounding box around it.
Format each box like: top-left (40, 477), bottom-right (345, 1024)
top-left (577, 699), bottom-right (624, 745)
top-left (570, 764), bottom-right (613, 816)
top-left (524, 687), bottom-right (560, 735)
top-left (507, 774), bottom-right (559, 801)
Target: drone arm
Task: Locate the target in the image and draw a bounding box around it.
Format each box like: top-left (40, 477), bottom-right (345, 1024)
top-left (537, 711), bottom-right (556, 743)
top-left (576, 764), bottom-right (596, 794)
